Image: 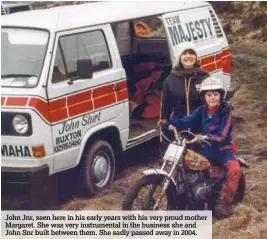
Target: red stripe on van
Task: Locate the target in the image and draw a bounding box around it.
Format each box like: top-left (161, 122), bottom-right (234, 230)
top-left (29, 98), bottom-right (68, 123)
top-left (220, 48), bottom-right (231, 74)
top-left (199, 48), bottom-right (231, 74)
top-left (222, 55), bottom-right (231, 74)
top-left (67, 90), bottom-right (92, 105)
top-left (222, 48), bottom-right (230, 56)
top-left (216, 60), bottom-right (223, 70)
top-left (2, 80), bottom-right (127, 124)
top-left (68, 101), bottom-right (94, 117)
top-left (93, 84), bottom-right (116, 109)
top-left (202, 62), bottom-right (217, 72)
top-left (215, 52), bottom-right (223, 61)
top-left (1, 97), bottom-right (6, 106)
top-left (115, 80), bottom-right (128, 102)
top-left (6, 97), bottom-right (28, 106)
top-left (67, 90), bottom-right (94, 117)
top-left (200, 55), bottom-right (215, 66)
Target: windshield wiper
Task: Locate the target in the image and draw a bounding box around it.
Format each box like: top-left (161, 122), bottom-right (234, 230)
top-left (1, 74), bottom-right (37, 79)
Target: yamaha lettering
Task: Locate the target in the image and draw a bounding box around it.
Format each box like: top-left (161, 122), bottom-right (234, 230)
top-left (165, 15), bottom-right (213, 46)
top-left (1, 145), bottom-right (32, 157)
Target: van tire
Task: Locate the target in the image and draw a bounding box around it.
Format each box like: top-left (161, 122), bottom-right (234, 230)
top-left (80, 140), bottom-right (115, 196)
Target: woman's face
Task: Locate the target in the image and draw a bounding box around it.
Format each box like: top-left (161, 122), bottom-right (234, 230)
top-left (180, 49), bottom-right (197, 69)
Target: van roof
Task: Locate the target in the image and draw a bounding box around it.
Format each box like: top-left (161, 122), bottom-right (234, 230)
top-left (1, 1), bottom-right (210, 32)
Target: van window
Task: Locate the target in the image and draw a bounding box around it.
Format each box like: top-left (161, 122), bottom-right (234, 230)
top-left (52, 46), bottom-right (66, 83)
top-left (8, 5), bottom-right (31, 14)
top-left (133, 16), bottom-right (166, 39)
top-left (52, 30), bottom-right (112, 83)
top-left (1, 28), bottom-right (48, 88)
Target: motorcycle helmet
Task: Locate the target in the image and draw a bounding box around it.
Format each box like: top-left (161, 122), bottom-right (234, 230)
top-left (199, 76), bottom-right (225, 101)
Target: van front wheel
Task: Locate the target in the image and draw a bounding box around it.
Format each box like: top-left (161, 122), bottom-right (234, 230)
top-left (80, 140), bottom-right (115, 195)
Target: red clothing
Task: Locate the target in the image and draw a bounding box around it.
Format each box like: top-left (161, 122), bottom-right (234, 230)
top-left (130, 68), bottom-right (163, 119)
top-left (219, 161), bottom-right (241, 203)
top-left (207, 105), bottom-right (219, 117)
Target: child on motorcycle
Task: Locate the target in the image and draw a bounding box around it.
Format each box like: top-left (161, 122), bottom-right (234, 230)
top-left (158, 76), bottom-right (241, 219)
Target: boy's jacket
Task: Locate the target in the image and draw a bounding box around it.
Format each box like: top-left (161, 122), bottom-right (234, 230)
top-left (168, 104), bottom-right (233, 152)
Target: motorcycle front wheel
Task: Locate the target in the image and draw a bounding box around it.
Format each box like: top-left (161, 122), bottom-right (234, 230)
top-left (122, 174), bottom-right (186, 210)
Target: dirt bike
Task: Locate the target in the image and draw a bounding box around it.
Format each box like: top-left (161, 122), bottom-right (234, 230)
top-left (122, 126), bottom-right (249, 213)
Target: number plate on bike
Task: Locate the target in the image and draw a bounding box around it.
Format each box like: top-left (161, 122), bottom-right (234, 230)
top-left (163, 143), bottom-right (184, 163)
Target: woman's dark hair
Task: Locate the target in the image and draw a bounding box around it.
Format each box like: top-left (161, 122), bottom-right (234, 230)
top-left (183, 49), bottom-right (196, 55)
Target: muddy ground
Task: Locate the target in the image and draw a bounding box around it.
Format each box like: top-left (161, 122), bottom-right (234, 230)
top-left (2, 42), bottom-right (267, 238)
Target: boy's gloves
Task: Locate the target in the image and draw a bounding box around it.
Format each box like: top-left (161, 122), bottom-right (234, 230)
top-left (222, 101), bottom-right (234, 113)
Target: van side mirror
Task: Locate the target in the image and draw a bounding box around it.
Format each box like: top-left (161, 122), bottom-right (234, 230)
top-left (77, 59), bottom-right (93, 79)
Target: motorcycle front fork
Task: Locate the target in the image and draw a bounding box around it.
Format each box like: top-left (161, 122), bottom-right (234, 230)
top-left (153, 179), bottom-right (171, 210)
top-left (152, 166), bottom-right (186, 210)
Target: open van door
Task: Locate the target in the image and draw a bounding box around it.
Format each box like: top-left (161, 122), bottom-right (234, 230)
top-left (161, 5), bottom-right (231, 90)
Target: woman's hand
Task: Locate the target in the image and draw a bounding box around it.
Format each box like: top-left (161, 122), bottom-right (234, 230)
top-left (157, 119), bottom-right (168, 127)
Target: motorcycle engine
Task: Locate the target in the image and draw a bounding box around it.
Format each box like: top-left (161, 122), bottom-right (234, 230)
top-left (186, 170), bottom-right (202, 186)
top-left (186, 170), bottom-right (211, 201)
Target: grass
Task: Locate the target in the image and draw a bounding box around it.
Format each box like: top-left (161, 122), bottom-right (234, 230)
top-left (212, 44), bottom-right (267, 239)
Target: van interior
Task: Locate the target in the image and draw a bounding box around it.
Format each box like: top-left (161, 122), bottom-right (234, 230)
top-left (111, 16), bottom-right (172, 142)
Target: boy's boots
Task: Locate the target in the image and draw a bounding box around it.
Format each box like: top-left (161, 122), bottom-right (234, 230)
top-left (215, 200), bottom-right (233, 219)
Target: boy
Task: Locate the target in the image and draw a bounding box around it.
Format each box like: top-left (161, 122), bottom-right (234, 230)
top-left (158, 76), bottom-right (241, 219)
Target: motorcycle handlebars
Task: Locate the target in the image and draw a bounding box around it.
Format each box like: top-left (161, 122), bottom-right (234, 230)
top-left (161, 125), bottom-right (211, 146)
top-left (185, 135), bottom-right (210, 145)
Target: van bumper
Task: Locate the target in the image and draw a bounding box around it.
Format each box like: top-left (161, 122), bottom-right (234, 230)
top-left (1, 164), bottom-right (49, 184)
top-left (1, 165), bottom-right (58, 209)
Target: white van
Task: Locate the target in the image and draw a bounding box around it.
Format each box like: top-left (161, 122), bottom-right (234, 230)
top-left (1, 1), bottom-right (232, 195)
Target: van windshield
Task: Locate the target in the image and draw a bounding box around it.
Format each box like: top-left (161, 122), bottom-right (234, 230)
top-left (1, 28), bottom-right (48, 88)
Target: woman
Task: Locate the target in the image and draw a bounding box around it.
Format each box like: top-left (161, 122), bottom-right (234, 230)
top-left (158, 42), bottom-right (209, 147)
top-left (159, 42), bottom-right (209, 125)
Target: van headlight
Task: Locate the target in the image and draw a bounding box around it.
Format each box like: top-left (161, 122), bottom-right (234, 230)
top-left (12, 114), bottom-right (29, 134)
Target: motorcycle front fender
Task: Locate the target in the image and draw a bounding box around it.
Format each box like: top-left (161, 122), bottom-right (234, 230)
top-left (142, 169), bottom-right (177, 186)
